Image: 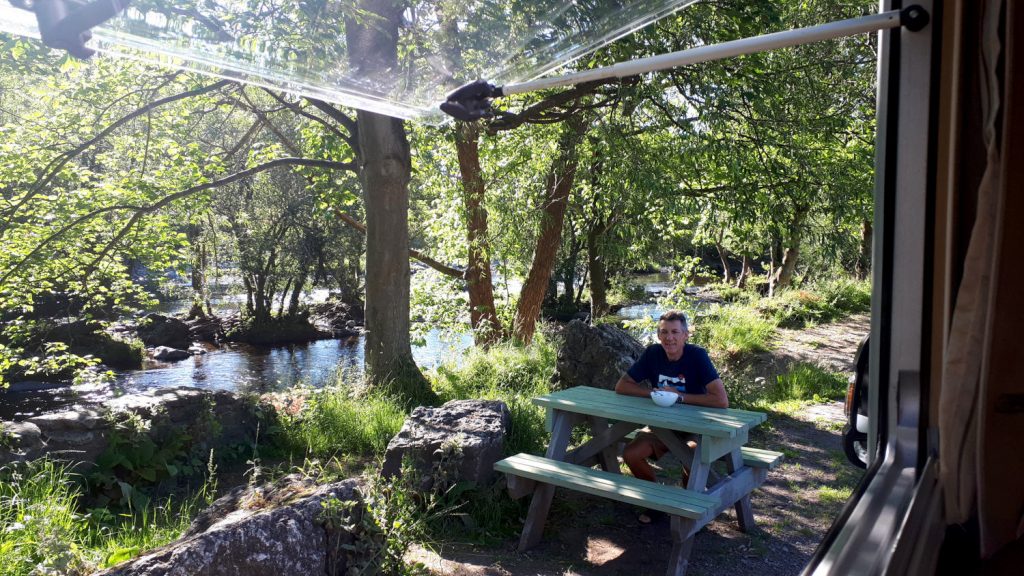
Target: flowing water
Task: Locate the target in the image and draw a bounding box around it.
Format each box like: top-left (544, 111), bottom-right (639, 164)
top-left (1, 274), bottom-right (671, 420)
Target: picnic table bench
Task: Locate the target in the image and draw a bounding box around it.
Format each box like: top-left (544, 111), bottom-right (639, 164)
top-left (494, 386), bottom-right (783, 576)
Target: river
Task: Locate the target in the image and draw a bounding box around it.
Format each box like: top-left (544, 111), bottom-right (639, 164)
top-left (0, 273), bottom-right (673, 419)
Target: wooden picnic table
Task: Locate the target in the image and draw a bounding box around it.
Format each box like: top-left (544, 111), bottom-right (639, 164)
top-left (494, 386), bottom-right (780, 576)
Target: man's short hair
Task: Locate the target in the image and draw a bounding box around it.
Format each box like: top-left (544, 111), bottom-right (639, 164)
top-left (659, 310), bottom-right (688, 328)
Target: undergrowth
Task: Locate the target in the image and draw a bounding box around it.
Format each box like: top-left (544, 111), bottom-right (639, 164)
top-left (0, 458), bottom-right (216, 576)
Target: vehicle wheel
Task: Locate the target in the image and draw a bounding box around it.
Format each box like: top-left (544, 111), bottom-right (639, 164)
top-left (842, 424), bottom-right (868, 469)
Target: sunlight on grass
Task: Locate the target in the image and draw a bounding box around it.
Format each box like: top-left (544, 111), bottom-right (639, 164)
top-left (694, 304), bottom-right (778, 356)
top-left (818, 485), bottom-right (853, 505)
top-left (279, 386), bottom-right (407, 457)
top-left (0, 459), bottom-right (211, 575)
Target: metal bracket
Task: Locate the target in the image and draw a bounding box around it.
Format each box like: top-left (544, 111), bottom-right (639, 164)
top-left (10, 0), bottom-right (131, 59)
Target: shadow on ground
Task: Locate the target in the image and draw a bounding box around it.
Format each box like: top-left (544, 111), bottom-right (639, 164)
top-left (410, 407), bottom-right (865, 576)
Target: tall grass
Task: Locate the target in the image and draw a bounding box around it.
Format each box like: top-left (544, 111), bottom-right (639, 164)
top-left (728, 362), bottom-right (848, 411)
top-left (693, 304), bottom-right (778, 356)
top-left (0, 460), bottom-right (89, 576)
top-left (430, 331), bottom-right (557, 457)
top-left (278, 386), bottom-right (407, 457)
top-left (0, 459), bottom-right (212, 575)
top-left (758, 277), bottom-right (871, 328)
top-left (769, 363), bottom-right (848, 402)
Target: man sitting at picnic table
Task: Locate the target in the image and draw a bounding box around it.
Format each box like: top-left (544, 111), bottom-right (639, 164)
top-left (614, 310), bottom-right (729, 524)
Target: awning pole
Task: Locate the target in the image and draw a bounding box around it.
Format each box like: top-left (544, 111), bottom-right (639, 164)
top-left (504, 10), bottom-right (904, 95)
top-left (441, 5), bottom-right (929, 120)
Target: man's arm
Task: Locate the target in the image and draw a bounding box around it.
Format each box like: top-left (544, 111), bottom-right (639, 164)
top-left (614, 373), bottom-right (652, 397)
top-left (682, 379), bottom-right (729, 408)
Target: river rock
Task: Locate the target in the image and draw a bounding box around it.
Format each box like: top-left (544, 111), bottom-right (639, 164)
top-left (309, 296), bottom-right (364, 336)
top-left (24, 407), bottom-right (108, 463)
top-left (151, 346), bottom-right (191, 361)
top-left (0, 421), bottom-right (46, 465)
top-left (100, 476), bottom-right (364, 576)
top-left (551, 319), bottom-right (645, 391)
top-left (382, 399), bottom-right (510, 489)
top-left (136, 313), bottom-right (192, 350)
top-left (185, 314), bottom-right (225, 342)
top-left (3, 387), bottom-right (266, 473)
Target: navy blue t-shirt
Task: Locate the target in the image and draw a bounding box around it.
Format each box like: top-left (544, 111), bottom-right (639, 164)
top-left (627, 344), bottom-right (720, 394)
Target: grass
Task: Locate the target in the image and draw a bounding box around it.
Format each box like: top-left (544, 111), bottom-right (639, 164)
top-left (277, 385), bottom-right (407, 458)
top-left (694, 304), bottom-right (778, 356)
top-left (0, 459), bottom-right (213, 576)
top-left (818, 485), bottom-right (853, 505)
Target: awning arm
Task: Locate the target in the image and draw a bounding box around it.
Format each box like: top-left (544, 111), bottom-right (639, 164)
top-left (441, 5), bottom-right (929, 121)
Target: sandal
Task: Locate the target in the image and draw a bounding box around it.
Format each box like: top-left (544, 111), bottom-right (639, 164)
top-left (638, 508), bottom-right (667, 525)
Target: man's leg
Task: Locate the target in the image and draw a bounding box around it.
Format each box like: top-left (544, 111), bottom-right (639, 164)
top-left (622, 432), bottom-right (668, 482)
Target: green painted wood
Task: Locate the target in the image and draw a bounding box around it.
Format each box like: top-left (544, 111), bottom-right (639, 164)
top-left (740, 446), bottom-right (784, 470)
top-left (495, 453), bottom-right (720, 520)
top-left (702, 432), bottom-right (749, 464)
top-left (533, 387), bottom-right (765, 439)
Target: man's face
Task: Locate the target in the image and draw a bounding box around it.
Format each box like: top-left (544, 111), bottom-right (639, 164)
top-left (657, 319), bottom-right (688, 357)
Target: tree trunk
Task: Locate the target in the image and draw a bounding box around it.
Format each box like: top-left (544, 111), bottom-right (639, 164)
top-left (357, 109), bottom-right (430, 401)
top-left (346, 0), bottom-right (432, 405)
top-left (736, 254), bottom-right (750, 289)
top-left (513, 114), bottom-right (589, 343)
top-left (772, 244), bottom-right (801, 291)
top-left (587, 223), bottom-right (609, 319)
top-left (856, 218), bottom-right (872, 279)
top-left (288, 273), bottom-right (305, 317)
top-left (455, 121), bottom-right (503, 345)
top-left (715, 229), bottom-right (731, 283)
top-left (770, 207), bottom-right (808, 292)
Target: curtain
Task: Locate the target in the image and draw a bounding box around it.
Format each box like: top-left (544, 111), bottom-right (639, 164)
top-left (940, 0), bottom-right (1024, 558)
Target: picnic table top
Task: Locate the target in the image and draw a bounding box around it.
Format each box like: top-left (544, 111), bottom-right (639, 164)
top-left (533, 386), bottom-right (767, 439)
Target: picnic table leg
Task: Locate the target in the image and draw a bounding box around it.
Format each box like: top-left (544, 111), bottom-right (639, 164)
top-left (653, 429), bottom-right (711, 489)
top-left (667, 516), bottom-right (698, 576)
top-left (518, 410), bottom-right (577, 551)
top-left (589, 416), bottom-right (620, 473)
top-left (725, 449), bottom-right (756, 531)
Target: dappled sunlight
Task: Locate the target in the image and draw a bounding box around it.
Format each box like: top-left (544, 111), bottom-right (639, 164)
top-left (585, 536), bottom-right (627, 565)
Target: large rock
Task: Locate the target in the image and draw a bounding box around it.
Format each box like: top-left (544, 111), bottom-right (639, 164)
top-left (25, 406), bottom-right (108, 464)
top-left (3, 388), bottom-right (266, 473)
top-left (0, 421), bottom-right (46, 465)
top-left (382, 399), bottom-right (510, 488)
top-left (137, 313), bottom-right (192, 350)
top-left (151, 346), bottom-right (191, 361)
top-left (551, 320), bottom-right (645, 391)
top-left (47, 320), bottom-right (143, 369)
top-left (100, 476), bottom-right (364, 576)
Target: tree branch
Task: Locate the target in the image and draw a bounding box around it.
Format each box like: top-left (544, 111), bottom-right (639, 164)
top-left (1, 79), bottom-right (236, 238)
top-left (330, 208), bottom-right (465, 279)
top-left (0, 157), bottom-right (355, 286)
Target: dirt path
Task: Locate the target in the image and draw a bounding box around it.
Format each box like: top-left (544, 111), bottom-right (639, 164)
top-left (410, 315), bottom-right (870, 576)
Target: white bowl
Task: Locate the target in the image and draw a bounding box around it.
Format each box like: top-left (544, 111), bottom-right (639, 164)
top-left (650, 390), bottom-right (677, 407)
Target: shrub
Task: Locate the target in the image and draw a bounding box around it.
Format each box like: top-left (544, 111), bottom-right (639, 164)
top-left (606, 276), bottom-right (648, 305)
